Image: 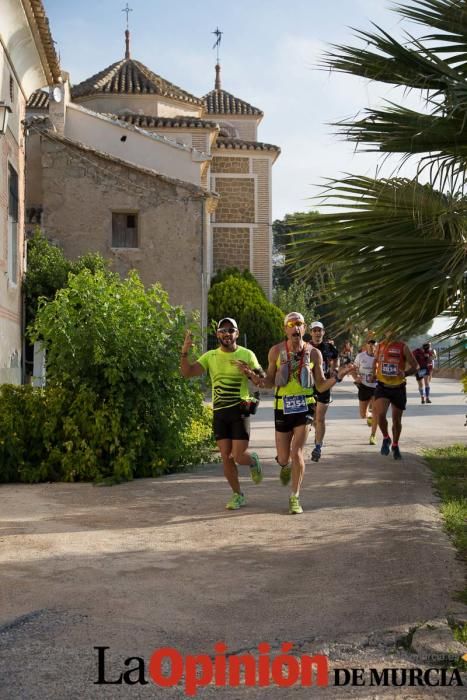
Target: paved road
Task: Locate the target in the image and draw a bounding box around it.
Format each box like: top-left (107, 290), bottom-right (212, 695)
top-left (0, 378), bottom-right (465, 698)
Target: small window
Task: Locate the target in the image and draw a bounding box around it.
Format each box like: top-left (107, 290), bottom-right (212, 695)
top-left (112, 212), bottom-right (138, 248)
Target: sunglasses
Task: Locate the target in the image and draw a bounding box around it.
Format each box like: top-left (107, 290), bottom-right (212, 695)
top-left (286, 320), bottom-right (304, 328)
top-left (218, 328), bottom-right (237, 334)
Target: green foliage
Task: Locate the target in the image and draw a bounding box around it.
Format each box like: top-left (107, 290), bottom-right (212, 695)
top-left (208, 276), bottom-right (283, 367)
top-left (423, 443), bottom-right (467, 602)
top-left (210, 266), bottom-right (263, 293)
top-left (24, 231), bottom-right (109, 327)
top-left (293, 0), bottom-right (467, 350)
top-left (273, 279), bottom-right (316, 325)
top-left (0, 269), bottom-right (214, 484)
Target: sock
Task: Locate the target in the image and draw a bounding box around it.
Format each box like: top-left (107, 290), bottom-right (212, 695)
top-left (419, 388), bottom-right (424, 397)
top-left (425, 387), bottom-right (430, 398)
top-left (392, 442), bottom-right (398, 448)
top-left (315, 443), bottom-right (322, 449)
top-left (291, 491), bottom-right (299, 498)
top-left (383, 435), bottom-right (390, 440)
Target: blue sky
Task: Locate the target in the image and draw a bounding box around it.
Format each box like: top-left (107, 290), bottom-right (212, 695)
top-left (43, 0), bottom-right (417, 220)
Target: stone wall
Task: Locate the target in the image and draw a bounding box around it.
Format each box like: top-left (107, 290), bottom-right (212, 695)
top-left (214, 177), bottom-right (255, 223)
top-left (212, 227), bottom-right (250, 272)
top-left (211, 157), bottom-right (249, 174)
top-left (40, 136), bottom-right (205, 313)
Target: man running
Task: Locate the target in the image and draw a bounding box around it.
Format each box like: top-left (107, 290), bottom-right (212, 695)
top-left (262, 312), bottom-right (353, 514)
top-left (180, 318), bottom-right (264, 510)
top-left (308, 321), bottom-right (339, 462)
top-left (353, 339), bottom-right (378, 444)
top-left (373, 333), bottom-right (418, 460)
top-left (413, 342), bottom-right (437, 404)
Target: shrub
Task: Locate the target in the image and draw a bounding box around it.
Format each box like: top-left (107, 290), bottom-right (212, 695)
top-left (208, 276), bottom-right (284, 367)
top-left (0, 270), bottom-right (214, 484)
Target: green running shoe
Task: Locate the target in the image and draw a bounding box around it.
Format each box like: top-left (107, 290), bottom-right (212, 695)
top-left (289, 495), bottom-right (303, 515)
top-left (369, 434), bottom-right (377, 445)
top-left (225, 492), bottom-right (246, 510)
top-left (279, 464), bottom-right (292, 486)
top-left (250, 452), bottom-right (263, 484)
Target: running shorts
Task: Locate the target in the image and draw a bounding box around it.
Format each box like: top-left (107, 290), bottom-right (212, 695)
top-left (374, 382), bottom-right (407, 411)
top-left (357, 383), bottom-right (375, 402)
top-left (274, 404), bottom-right (315, 433)
top-left (213, 405), bottom-right (250, 441)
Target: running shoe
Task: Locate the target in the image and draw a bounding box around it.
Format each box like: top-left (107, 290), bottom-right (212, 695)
top-left (392, 446), bottom-right (402, 460)
top-left (421, 397), bottom-right (425, 404)
top-left (311, 445), bottom-right (321, 462)
top-left (426, 398), bottom-right (432, 404)
top-left (250, 452), bottom-right (263, 484)
top-left (381, 437), bottom-right (392, 456)
top-left (225, 493), bottom-right (246, 510)
top-left (369, 434), bottom-right (377, 445)
top-left (289, 495), bottom-right (303, 515)
top-left (279, 464), bottom-right (292, 486)
top-left (366, 416), bottom-right (373, 427)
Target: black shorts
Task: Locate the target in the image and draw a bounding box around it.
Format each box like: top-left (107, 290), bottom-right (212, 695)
top-left (213, 405), bottom-right (250, 441)
top-left (358, 383), bottom-right (376, 402)
top-left (314, 389), bottom-right (331, 404)
top-left (274, 405), bottom-right (315, 433)
top-left (374, 382), bottom-right (407, 411)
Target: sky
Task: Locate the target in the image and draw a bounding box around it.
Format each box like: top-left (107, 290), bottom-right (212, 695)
top-left (43, 0), bottom-right (422, 221)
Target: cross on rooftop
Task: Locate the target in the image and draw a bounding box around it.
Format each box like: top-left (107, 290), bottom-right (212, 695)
top-left (122, 3), bottom-right (133, 30)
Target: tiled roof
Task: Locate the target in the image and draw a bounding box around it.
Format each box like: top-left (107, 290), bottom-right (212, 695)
top-left (109, 114), bottom-right (218, 129)
top-left (71, 58), bottom-right (203, 105)
top-left (215, 137), bottom-right (280, 153)
top-left (28, 0), bottom-right (61, 83)
top-left (203, 89), bottom-right (263, 116)
top-left (27, 89), bottom-right (49, 109)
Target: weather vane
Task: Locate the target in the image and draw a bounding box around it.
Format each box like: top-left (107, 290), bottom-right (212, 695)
top-left (122, 3), bottom-right (133, 30)
top-left (212, 27), bottom-right (223, 63)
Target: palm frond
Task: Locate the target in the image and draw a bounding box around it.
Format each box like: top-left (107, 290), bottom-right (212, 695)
top-left (289, 176), bottom-right (467, 337)
top-left (321, 24), bottom-right (464, 91)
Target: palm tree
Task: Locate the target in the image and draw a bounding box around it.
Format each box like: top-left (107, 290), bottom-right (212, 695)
top-left (292, 0), bottom-right (467, 348)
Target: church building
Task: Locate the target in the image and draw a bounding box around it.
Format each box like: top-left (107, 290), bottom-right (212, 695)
top-left (26, 24), bottom-right (280, 327)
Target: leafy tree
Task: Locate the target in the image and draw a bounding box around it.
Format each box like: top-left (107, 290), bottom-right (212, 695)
top-left (0, 269), bottom-right (214, 484)
top-left (24, 231), bottom-right (109, 327)
top-left (208, 276), bottom-right (283, 366)
top-left (291, 0), bottom-right (467, 355)
top-left (273, 279), bottom-right (316, 325)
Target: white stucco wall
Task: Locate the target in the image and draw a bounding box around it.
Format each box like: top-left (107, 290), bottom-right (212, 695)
top-left (65, 105), bottom-right (206, 185)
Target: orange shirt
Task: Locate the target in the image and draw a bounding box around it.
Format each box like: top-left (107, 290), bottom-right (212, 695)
top-left (375, 341), bottom-right (406, 386)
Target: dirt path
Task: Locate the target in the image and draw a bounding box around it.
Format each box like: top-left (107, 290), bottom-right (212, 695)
top-left (0, 378), bottom-right (465, 698)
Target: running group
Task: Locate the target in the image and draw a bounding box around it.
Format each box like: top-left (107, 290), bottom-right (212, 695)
top-left (180, 313), bottom-right (435, 515)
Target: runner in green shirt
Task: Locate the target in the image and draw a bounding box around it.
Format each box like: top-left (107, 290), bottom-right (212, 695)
top-left (180, 318), bottom-right (265, 510)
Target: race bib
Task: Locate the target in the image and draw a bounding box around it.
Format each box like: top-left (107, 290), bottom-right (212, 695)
top-left (381, 362), bottom-right (398, 377)
top-left (283, 394), bottom-right (308, 414)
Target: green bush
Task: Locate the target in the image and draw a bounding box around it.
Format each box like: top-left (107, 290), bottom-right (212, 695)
top-left (208, 276), bottom-right (284, 367)
top-left (24, 231), bottom-right (109, 327)
top-left (0, 269), bottom-right (214, 484)
top-left (210, 267), bottom-right (263, 292)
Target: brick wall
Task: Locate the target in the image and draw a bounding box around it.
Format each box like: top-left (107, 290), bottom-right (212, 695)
top-left (214, 178), bottom-right (255, 223)
top-left (211, 157), bottom-right (249, 174)
top-left (213, 226), bottom-right (250, 272)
